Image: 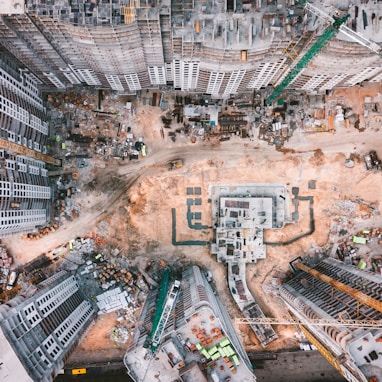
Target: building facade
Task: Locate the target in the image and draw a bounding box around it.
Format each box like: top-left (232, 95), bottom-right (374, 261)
top-left (0, 0), bottom-right (381, 98)
top-left (280, 257), bottom-right (382, 382)
top-left (0, 272), bottom-right (95, 382)
top-left (0, 51), bottom-right (53, 235)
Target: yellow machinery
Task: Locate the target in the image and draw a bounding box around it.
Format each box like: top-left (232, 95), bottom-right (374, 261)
top-left (0, 138), bottom-right (61, 166)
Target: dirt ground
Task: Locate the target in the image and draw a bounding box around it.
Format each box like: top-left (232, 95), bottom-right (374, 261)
top-left (5, 83), bottom-right (382, 354)
top-left (68, 312), bottom-right (129, 365)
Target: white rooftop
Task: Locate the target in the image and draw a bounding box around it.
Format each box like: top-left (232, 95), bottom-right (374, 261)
top-left (0, 0), bottom-right (25, 15)
top-left (348, 330), bottom-right (382, 379)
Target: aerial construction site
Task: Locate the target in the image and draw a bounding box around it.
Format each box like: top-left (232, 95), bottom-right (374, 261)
top-left (1, 0), bottom-right (382, 381)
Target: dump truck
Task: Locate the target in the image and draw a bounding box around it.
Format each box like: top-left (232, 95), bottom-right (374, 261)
top-left (168, 159), bottom-right (183, 170)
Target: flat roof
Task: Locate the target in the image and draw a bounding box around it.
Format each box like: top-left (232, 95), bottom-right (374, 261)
top-left (0, 0), bottom-right (25, 15)
top-left (219, 196), bottom-right (273, 229)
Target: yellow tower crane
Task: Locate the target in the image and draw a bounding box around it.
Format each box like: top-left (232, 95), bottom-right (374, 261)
top-left (0, 138), bottom-right (61, 166)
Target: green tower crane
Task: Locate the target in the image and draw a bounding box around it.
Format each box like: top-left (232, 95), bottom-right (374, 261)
top-left (265, 14), bottom-right (349, 106)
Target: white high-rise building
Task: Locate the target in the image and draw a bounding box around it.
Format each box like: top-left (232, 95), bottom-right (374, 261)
top-left (0, 272), bottom-right (95, 382)
top-left (0, 53), bottom-right (54, 235)
top-left (0, 0), bottom-right (380, 98)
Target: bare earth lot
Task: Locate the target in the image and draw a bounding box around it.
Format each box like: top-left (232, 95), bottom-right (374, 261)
top-left (5, 84), bottom-right (382, 355)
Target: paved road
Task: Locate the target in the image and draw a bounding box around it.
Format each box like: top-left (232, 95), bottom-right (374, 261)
top-left (251, 350), bottom-right (347, 382)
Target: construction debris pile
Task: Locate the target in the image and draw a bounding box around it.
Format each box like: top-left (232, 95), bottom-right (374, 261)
top-left (255, 99), bottom-right (299, 147)
top-left (48, 89), bottom-right (147, 162)
top-left (110, 326), bottom-right (129, 344)
top-left (328, 197), bottom-right (379, 222)
top-left (62, 237), bottom-right (100, 270)
top-left (160, 94), bottom-right (260, 143)
top-left (58, 236), bottom-right (149, 316)
top-left (96, 287), bottom-right (138, 314)
top-left (335, 227), bottom-right (382, 273)
top-left (0, 245), bottom-right (13, 288)
top-left (38, 170), bottom-right (82, 231)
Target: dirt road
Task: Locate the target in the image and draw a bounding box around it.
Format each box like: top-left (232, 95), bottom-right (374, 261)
top-left (5, 84), bottom-right (382, 351)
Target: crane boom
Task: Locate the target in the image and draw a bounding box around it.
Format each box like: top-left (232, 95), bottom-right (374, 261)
top-left (0, 138), bottom-right (61, 166)
top-left (150, 280), bottom-right (180, 352)
top-left (339, 25), bottom-right (382, 57)
top-left (236, 317), bottom-right (382, 328)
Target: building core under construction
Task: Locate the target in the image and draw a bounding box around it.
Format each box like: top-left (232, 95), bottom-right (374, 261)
top-left (280, 257), bottom-right (382, 382)
top-left (210, 183), bottom-right (289, 347)
top-left (0, 0), bottom-right (381, 99)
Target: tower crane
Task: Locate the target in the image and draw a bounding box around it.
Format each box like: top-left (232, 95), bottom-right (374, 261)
top-left (265, 2), bottom-right (382, 106)
top-left (141, 273), bottom-right (180, 382)
top-left (149, 280), bottom-right (180, 352)
top-left (143, 270), bottom-right (181, 353)
top-left (0, 138), bottom-right (61, 166)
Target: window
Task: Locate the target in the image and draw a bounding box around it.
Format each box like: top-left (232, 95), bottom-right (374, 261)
top-left (105, 74), bottom-right (124, 91)
top-left (207, 72), bottom-right (224, 95)
top-left (148, 66), bottom-right (166, 85)
top-left (124, 74), bottom-right (141, 91)
top-left (43, 72), bottom-right (65, 89)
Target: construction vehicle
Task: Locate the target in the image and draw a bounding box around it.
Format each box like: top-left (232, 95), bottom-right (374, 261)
top-left (168, 158), bottom-right (183, 170)
top-left (6, 271), bottom-right (18, 290)
top-left (71, 368), bottom-right (87, 375)
top-left (266, 2), bottom-right (382, 106)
